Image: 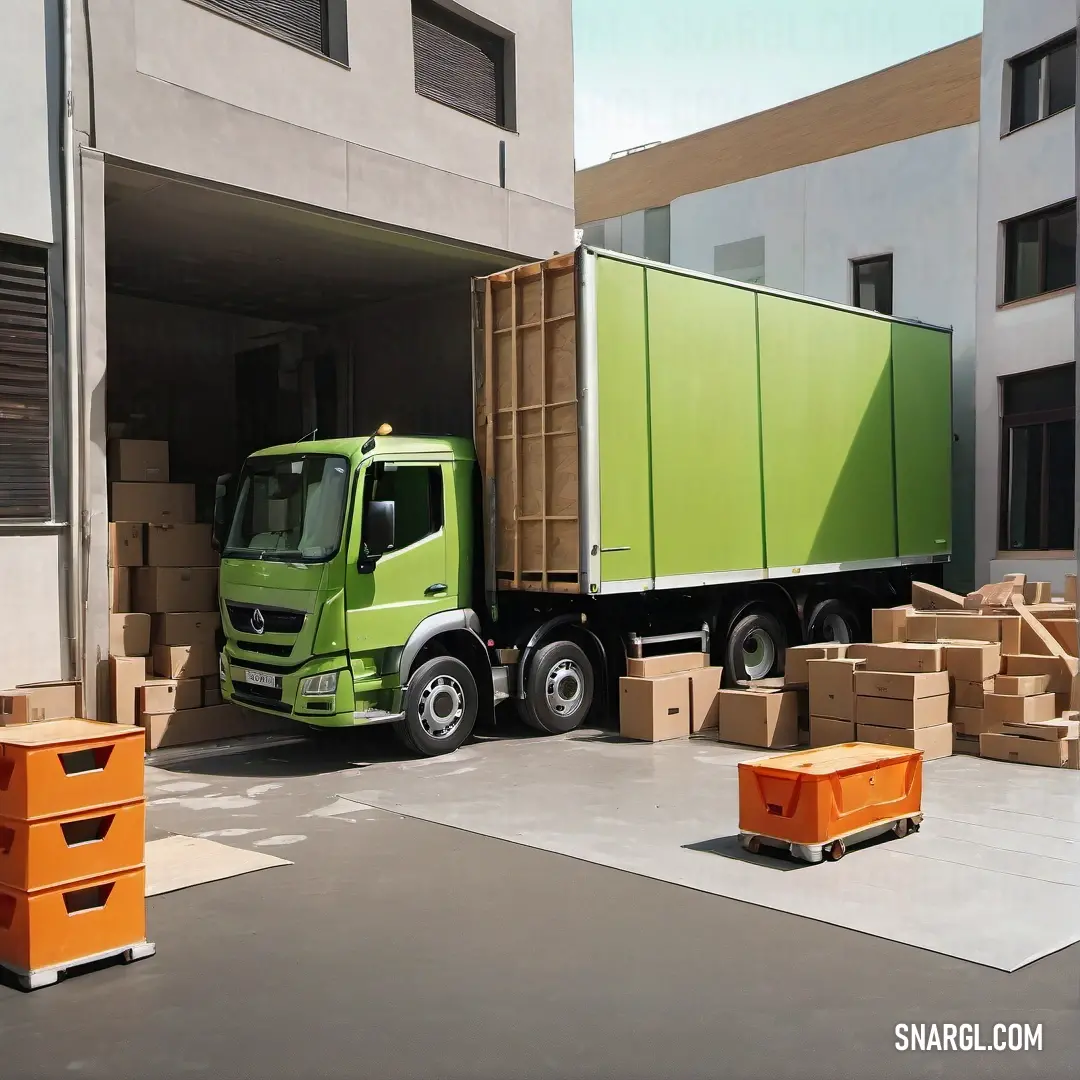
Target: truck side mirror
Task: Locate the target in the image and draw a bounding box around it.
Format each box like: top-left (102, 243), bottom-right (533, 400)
top-left (212, 473), bottom-right (236, 553)
top-left (361, 500), bottom-right (396, 566)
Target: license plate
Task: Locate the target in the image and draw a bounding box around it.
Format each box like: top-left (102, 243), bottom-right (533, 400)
top-left (244, 670), bottom-right (281, 690)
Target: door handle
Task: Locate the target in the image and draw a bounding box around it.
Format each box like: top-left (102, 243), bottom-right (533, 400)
top-left (425, 583), bottom-right (448, 596)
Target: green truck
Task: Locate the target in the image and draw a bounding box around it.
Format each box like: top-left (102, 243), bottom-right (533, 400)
top-left (213, 246), bottom-right (953, 756)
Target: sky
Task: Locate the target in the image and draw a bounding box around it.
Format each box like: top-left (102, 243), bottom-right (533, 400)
top-left (572, 0), bottom-right (984, 168)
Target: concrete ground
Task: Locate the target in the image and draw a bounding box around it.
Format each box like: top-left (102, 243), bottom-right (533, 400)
top-left (1, 724), bottom-right (1077, 1080)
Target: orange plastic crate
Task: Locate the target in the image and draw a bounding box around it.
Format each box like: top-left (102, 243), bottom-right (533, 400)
top-left (0, 721), bottom-right (144, 822)
top-left (0, 801), bottom-right (145, 893)
top-left (738, 742), bottom-right (923, 847)
top-left (0, 867), bottom-right (147, 974)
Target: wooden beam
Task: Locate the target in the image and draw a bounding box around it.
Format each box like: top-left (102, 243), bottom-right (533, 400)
top-left (911, 581), bottom-right (966, 611)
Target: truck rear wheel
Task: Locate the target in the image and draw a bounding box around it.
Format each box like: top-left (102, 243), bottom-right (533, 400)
top-left (394, 656), bottom-right (478, 757)
top-left (518, 640), bottom-right (595, 735)
top-left (805, 599), bottom-right (861, 644)
top-left (725, 609), bottom-right (787, 682)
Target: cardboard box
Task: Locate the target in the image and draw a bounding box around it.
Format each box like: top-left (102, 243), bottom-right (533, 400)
top-left (1002, 718), bottom-right (1080, 741)
top-left (141, 704), bottom-right (292, 751)
top-left (949, 706), bottom-right (990, 737)
top-left (983, 692), bottom-right (1056, 728)
top-left (855, 694), bottom-right (949, 730)
top-left (979, 732), bottom-right (1068, 768)
top-left (1004, 654), bottom-right (1076, 693)
top-left (687, 666), bottom-right (723, 733)
top-left (906, 614), bottom-right (1021, 655)
top-left (133, 567), bottom-right (217, 613)
top-left (151, 612), bottom-right (221, 648)
top-left (152, 643), bottom-right (219, 680)
top-left (854, 670), bottom-right (949, 701)
top-left (871, 606), bottom-right (912, 643)
top-left (625, 653), bottom-right (706, 679)
top-left (109, 523), bottom-right (144, 568)
top-left (1023, 581), bottom-right (1051, 605)
top-left (109, 439), bottom-right (169, 483)
top-left (953, 677), bottom-right (995, 709)
top-left (807, 658), bottom-right (865, 720)
top-left (1070, 738), bottom-right (1080, 770)
top-left (110, 482), bottom-right (195, 526)
top-left (783, 643), bottom-right (849, 687)
top-left (953, 732), bottom-right (981, 756)
top-left (109, 613), bottom-right (151, 657)
top-left (619, 675), bottom-right (691, 741)
top-left (110, 566), bottom-right (131, 613)
top-left (146, 524), bottom-right (218, 568)
top-left (0, 682), bottom-right (81, 725)
top-left (993, 674), bottom-right (1051, 697)
top-left (111, 656), bottom-right (149, 725)
top-left (1042, 619), bottom-right (1078, 656)
top-left (809, 715), bottom-right (855, 748)
top-left (846, 643), bottom-right (945, 673)
top-left (942, 642), bottom-right (1001, 682)
top-left (140, 677), bottom-right (202, 716)
top-left (717, 688), bottom-right (800, 749)
top-left (856, 722), bottom-right (953, 760)
top-left (203, 675), bottom-right (222, 707)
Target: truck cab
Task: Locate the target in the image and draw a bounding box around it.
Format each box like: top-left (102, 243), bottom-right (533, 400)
top-left (216, 432), bottom-right (498, 756)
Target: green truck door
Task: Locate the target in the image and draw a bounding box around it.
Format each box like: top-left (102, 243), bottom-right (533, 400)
top-left (891, 323), bottom-right (952, 557)
top-left (595, 257), bottom-right (653, 584)
top-left (344, 461), bottom-right (456, 683)
top-left (646, 269), bottom-right (765, 579)
top-left (758, 295), bottom-right (896, 568)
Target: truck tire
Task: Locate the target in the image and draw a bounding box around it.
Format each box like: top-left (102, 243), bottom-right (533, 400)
top-left (725, 609), bottom-right (787, 682)
top-left (393, 656), bottom-right (478, 757)
top-left (805, 599), bottom-right (861, 644)
top-left (519, 640), bottom-right (595, 735)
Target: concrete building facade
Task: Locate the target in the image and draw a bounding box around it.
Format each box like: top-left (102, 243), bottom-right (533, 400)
top-left (0, 0), bottom-right (575, 707)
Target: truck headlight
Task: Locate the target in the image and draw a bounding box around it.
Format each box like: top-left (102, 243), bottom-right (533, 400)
top-left (300, 672), bottom-right (339, 697)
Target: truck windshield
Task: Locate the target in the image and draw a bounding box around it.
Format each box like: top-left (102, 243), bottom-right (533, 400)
top-left (225, 454), bottom-right (350, 562)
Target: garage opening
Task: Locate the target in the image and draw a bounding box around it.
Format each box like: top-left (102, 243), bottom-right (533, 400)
top-left (103, 163), bottom-right (516, 742)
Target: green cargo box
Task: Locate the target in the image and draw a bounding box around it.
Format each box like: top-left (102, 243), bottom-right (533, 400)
top-left (475, 247), bottom-right (951, 596)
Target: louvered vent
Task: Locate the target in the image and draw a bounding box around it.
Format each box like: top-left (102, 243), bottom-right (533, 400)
top-left (205, 0), bottom-right (327, 55)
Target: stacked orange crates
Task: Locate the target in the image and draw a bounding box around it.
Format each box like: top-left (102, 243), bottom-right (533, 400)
top-left (0, 720), bottom-right (155, 989)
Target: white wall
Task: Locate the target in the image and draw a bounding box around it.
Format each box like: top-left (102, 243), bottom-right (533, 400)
top-left (974, 0), bottom-right (1076, 586)
top-left (668, 125), bottom-right (980, 589)
top-left (0, 0), bottom-right (54, 243)
top-left (0, 534), bottom-right (66, 689)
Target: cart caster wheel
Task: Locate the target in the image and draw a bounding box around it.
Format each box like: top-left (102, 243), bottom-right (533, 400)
top-left (893, 818), bottom-right (910, 838)
top-left (908, 818), bottom-right (921, 833)
top-left (746, 836), bottom-right (761, 855)
top-left (827, 839), bottom-right (846, 861)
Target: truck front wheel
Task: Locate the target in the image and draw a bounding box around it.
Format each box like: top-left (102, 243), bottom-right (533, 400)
top-left (394, 656), bottom-right (478, 757)
top-left (519, 640), bottom-right (595, 735)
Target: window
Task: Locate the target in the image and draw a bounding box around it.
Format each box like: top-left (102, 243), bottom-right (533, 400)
top-left (999, 365), bottom-right (1075, 552)
top-left (1003, 200), bottom-right (1077, 304)
top-left (0, 243), bottom-right (51, 521)
top-left (643, 206), bottom-right (671, 263)
top-left (194, 1), bottom-right (348, 63)
top-left (852, 255), bottom-right (893, 315)
top-left (412, 1), bottom-right (512, 127)
top-left (1008, 32), bottom-right (1076, 132)
top-left (715, 237), bottom-right (766, 285)
top-left (367, 463), bottom-right (443, 552)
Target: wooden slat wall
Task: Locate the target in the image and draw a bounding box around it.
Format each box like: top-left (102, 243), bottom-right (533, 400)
top-left (477, 254), bottom-right (580, 593)
top-left (576, 35), bottom-right (982, 224)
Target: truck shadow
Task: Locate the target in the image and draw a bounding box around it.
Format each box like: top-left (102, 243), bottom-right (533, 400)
top-left (147, 709), bottom-right (590, 780)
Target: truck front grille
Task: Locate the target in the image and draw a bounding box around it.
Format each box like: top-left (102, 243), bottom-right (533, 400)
top-left (226, 602), bottom-right (306, 636)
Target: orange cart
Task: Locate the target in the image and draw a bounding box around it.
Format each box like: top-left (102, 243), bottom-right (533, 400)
top-left (737, 742), bottom-right (924, 863)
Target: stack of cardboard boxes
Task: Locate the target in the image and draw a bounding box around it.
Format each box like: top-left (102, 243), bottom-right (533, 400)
top-left (0, 681), bottom-right (82, 727)
top-left (867, 576), bottom-right (1080, 769)
top-left (108, 439), bottom-right (239, 749)
top-left (618, 653), bottom-right (723, 742)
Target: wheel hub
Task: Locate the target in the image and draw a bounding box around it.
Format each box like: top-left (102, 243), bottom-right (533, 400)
top-left (418, 675), bottom-right (465, 739)
top-left (545, 659), bottom-right (584, 717)
top-left (820, 613), bottom-right (853, 644)
top-left (742, 629), bottom-right (776, 680)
